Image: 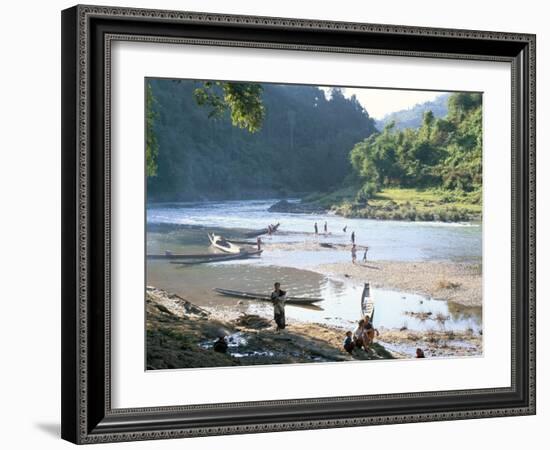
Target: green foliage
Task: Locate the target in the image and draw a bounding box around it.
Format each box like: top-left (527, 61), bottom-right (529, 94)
top-left (146, 79), bottom-right (377, 201)
top-left (330, 187), bottom-right (481, 222)
top-left (145, 83), bottom-right (159, 177)
top-left (349, 93), bottom-right (482, 199)
top-left (355, 182), bottom-right (377, 204)
top-left (193, 82), bottom-right (265, 132)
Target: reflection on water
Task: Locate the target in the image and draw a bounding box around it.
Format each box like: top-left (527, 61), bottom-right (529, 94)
top-left (147, 259), bottom-right (482, 333)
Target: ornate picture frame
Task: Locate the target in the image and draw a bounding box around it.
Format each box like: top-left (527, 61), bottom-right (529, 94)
top-left (61, 4), bottom-right (536, 444)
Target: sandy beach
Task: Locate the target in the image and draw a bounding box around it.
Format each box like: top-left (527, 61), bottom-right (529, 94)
top-left (313, 260), bottom-right (482, 307)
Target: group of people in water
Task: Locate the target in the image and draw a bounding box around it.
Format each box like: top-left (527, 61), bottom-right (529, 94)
top-left (312, 221), bottom-right (369, 264)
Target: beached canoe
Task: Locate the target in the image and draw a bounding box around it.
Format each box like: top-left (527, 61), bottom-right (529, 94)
top-left (213, 287), bottom-right (323, 305)
top-left (361, 282), bottom-right (375, 322)
top-left (244, 223), bottom-right (280, 238)
top-left (170, 250), bottom-right (263, 265)
top-left (148, 251), bottom-right (228, 260)
top-left (208, 233), bottom-right (242, 254)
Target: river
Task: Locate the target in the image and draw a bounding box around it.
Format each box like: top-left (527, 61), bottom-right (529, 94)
top-left (146, 199), bottom-right (482, 335)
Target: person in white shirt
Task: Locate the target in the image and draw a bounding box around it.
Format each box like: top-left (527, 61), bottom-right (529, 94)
top-left (353, 319), bottom-right (365, 349)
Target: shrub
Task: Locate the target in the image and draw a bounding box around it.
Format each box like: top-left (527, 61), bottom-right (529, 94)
top-left (355, 182), bottom-right (378, 204)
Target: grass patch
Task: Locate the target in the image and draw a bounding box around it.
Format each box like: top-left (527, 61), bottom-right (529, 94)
top-left (313, 187), bottom-right (482, 222)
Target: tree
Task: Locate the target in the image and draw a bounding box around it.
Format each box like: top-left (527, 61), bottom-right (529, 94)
top-left (146, 80), bottom-right (377, 201)
top-left (145, 81), bottom-right (266, 177)
top-left (348, 92), bottom-right (482, 196)
top-left (193, 82), bottom-right (265, 132)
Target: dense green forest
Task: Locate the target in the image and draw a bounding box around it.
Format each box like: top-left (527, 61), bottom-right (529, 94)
top-left (146, 79), bottom-right (377, 201)
top-left (350, 93), bottom-right (482, 204)
top-left (374, 94), bottom-right (449, 130)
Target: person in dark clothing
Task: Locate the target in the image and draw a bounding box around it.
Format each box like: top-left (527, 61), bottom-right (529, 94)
top-left (271, 282), bottom-right (287, 331)
top-left (362, 246), bottom-right (369, 263)
top-left (343, 331), bottom-right (355, 354)
top-left (343, 226), bottom-right (348, 233)
top-left (314, 222), bottom-right (318, 235)
top-left (324, 221), bottom-right (328, 233)
top-left (213, 336), bottom-right (228, 353)
top-left (416, 348), bottom-right (426, 358)
top-left (351, 244), bottom-right (357, 264)
top-left (351, 231), bottom-right (355, 244)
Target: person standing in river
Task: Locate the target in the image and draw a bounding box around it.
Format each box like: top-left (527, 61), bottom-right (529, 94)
top-left (362, 246), bottom-right (369, 263)
top-left (256, 236), bottom-right (262, 251)
top-left (314, 222), bottom-right (318, 235)
top-left (271, 282), bottom-right (287, 332)
top-left (351, 231), bottom-right (356, 244)
top-left (324, 221), bottom-right (328, 233)
top-left (351, 244), bottom-right (357, 264)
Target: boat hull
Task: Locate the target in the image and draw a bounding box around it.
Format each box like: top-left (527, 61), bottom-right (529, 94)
top-left (208, 233), bottom-right (242, 254)
top-left (213, 288), bottom-right (323, 305)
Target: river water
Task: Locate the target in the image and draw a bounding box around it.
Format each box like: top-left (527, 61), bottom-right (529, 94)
top-left (147, 199), bottom-right (482, 334)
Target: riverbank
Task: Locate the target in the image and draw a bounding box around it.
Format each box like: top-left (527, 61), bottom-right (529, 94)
top-left (300, 187), bottom-right (482, 222)
top-left (146, 286), bottom-right (394, 370)
top-left (313, 260), bottom-right (482, 307)
top-left (377, 328), bottom-right (482, 359)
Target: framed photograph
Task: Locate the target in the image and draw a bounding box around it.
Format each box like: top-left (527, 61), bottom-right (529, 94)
top-left (61, 4), bottom-right (536, 444)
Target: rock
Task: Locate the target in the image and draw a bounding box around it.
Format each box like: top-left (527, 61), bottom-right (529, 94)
top-left (233, 314), bottom-right (272, 330)
top-left (268, 199), bottom-right (325, 214)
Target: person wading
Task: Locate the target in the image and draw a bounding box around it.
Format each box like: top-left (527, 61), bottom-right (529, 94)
top-left (351, 244), bottom-right (357, 264)
top-left (271, 282), bottom-right (287, 332)
top-left (362, 246), bottom-right (369, 263)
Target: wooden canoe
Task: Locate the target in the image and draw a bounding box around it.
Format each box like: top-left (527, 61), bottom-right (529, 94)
top-left (213, 287), bottom-right (323, 305)
top-left (208, 233), bottom-right (242, 254)
top-left (170, 250), bottom-right (263, 265)
top-left (244, 223), bottom-right (280, 238)
top-left (361, 282), bottom-right (375, 322)
top-left (148, 252), bottom-right (227, 260)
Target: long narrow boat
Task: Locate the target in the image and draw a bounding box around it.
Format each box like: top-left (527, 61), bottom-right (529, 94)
top-left (244, 223), bottom-right (280, 238)
top-left (213, 287), bottom-right (323, 305)
top-left (208, 233), bottom-right (241, 254)
top-left (360, 282), bottom-right (375, 322)
top-left (170, 250), bottom-right (263, 265)
top-left (148, 252), bottom-right (228, 260)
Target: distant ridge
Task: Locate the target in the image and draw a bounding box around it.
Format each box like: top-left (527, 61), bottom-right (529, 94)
top-left (375, 93), bottom-right (450, 131)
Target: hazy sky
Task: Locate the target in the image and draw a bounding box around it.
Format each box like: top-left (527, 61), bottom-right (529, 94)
top-left (322, 87), bottom-right (444, 120)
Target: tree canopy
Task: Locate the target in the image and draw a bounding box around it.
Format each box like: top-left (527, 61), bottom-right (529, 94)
top-left (350, 93), bottom-right (482, 203)
top-left (145, 80), bottom-right (377, 201)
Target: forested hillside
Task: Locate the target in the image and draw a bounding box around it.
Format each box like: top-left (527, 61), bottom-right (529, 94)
top-left (375, 94), bottom-right (449, 130)
top-left (321, 92), bottom-right (483, 221)
top-left (350, 92), bottom-right (482, 200)
top-left (146, 80), bottom-right (377, 201)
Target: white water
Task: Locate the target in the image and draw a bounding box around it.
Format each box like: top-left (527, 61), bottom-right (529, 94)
top-left (148, 199), bottom-right (482, 262)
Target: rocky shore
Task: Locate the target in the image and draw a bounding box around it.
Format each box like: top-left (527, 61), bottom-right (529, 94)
top-left (146, 286), bottom-right (394, 370)
top-left (146, 284), bottom-right (482, 370)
